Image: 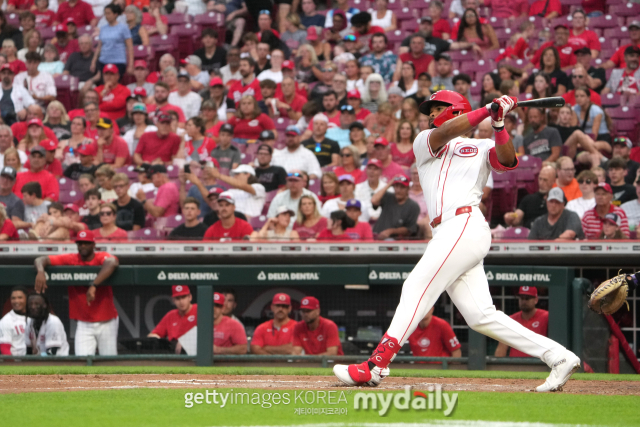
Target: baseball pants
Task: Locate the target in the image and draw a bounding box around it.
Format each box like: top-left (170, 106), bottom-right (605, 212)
top-left (74, 317), bottom-right (119, 356)
top-left (386, 208), bottom-right (565, 363)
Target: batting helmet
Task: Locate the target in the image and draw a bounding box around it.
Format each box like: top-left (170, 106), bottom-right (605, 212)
top-left (419, 90), bottom-right (472, 128)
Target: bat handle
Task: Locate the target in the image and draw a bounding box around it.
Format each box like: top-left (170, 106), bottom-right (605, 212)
top-left (490, 102), bottom-right (499, 113)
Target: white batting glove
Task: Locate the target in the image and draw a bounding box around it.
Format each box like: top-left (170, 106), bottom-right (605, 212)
top-left (489, 96), bottom-right (517, 129)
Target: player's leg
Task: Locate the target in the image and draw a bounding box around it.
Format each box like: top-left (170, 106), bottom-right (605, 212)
top-left (96, 317), bottom-right (119, 356)
top-left (74, 321), bottom-right (97, 356)
top-left (446, 262), bottom-right (580, 392)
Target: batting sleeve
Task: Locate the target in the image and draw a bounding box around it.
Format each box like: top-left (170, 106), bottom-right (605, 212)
top-left (251, 324), bottom-right (265, 347)
top-left (324, 321), bottom-right (341, 350)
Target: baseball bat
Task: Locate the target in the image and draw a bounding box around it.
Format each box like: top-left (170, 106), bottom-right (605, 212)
top-left (490, 97), bottom-right (566, 112)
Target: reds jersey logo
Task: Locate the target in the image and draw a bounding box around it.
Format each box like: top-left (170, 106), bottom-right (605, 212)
top-left (454, 145), bottom-right (478, 157)
top-left (419, 338), bottom-right (430, 348)
top-left (561, 47), bottom-right (573, 55)
top-left (248, 120), bottom-right (259, 127)
top-left (188, 315), bottom-right (195, 322)
top-left (283, 328), bottom-right (289, 332)
top-left (317, 335), bottom-right (323, 341)
top-left (532, 321), bottom-right (540, 328)
top-left (103, 93), bottom-right (115, 102)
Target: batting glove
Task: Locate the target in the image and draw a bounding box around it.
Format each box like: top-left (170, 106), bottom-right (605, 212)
top-left (489, 96), bottom-right (517, 130)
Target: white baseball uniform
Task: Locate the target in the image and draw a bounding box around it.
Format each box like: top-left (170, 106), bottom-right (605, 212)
top-left (27, 314), bottom-right (70, 356)
top-left (384, 130), bottom-right (566, 361)
top-left (0, 310), bottom-right (29, 356)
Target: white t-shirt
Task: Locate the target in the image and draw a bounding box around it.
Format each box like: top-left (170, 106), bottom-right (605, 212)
top-left (220, 65), bottom-right (242, 85)
top-left (370, 9), bottom-right (393, 29)
top-left (226, 184), bottom-right (266, 218)
top-left (14, 71), bottom-right (57, 100)
top-left (621, 199), bottom-right (640, 229)
top-left (0, 310), bottom-right (29, 356)
top-left (27, 314), bottom-right (69, 356)
top-left (566, 197), bottom-right (597, 220)
top-left (258, 69), bottom-right (283, 84)
top-left (271, 146), bottom-right (323, 178)
top-left (355, 178), bottom-right (391, 220)
top-left (168, 91), bottom-right (202, 121)
top-left (267, 188), bottom-right (321, 226)
top-left (321, 196), bottom-right (371, 222)
top-left (129, 182), bottom-right (156, 198)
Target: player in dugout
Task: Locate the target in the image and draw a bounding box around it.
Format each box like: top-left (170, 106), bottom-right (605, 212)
top-left (148, 285), bottom-right (197, 354)
top-left (292, 296), bottom-right (343, 356)
top-left (33, 229), bottom-right (120, 356)
top-left (407, 304), bottom-right (462, 361)
top-left (251, 293), bottom-right (297, 355)
top-left (213, 292), bottom-right (247, 355)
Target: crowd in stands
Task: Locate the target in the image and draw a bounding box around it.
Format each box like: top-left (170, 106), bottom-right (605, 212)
top-left (0, 0), bottom-right (639, 242)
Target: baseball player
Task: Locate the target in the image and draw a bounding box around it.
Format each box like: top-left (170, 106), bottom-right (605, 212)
top-left (333, 91), bottom-right (580, 392)
top-left (213, 292), bottom-right (247, 354)
top-left (407, 306), bottom-right (462, 361)
top-left (251, 293), bottom-right (298, 355)
top-left (495, 286), bottom-right (549, 358)
top-left (26, 293), bottom-right (70, 356)
top-left (0, 287), bottom-right (29, 355)
top-left (292, 296), bottom-right (343, 356)
top-left (34, 230), bottom-right (120, 356)
top-left (148, 285), bottom-right (198, 354)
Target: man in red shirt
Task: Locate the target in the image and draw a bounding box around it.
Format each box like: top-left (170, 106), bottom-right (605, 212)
top-left (133, 112), bottom-right (181, 165)
top-left (395, 35), bottom-right (435, 81)
top-left (251, 293), bottom-right (298, 355)
top-left (94, 118), bottom-right (130, 167)
top-left (495, 287), bottom-right (548, 358)
top-left (136, 164), bottom-right (179, 218)
top-left (228, 57), bottom-right (262, 106)
top-left (483, 0), bottom-right (528, 19)
top-left (350, 12), bottom-right (385, 55)
top-left (203, 192), bottom-right (253, 240)
top-left (34, 229), bottom-right (120, 355)
top-left (96, 64), bottom-right (130, 121)
top-left (54, 0), bottom-right (97, 27)
top-left (213, 292), bottom-right (247, 354)
top-left (373, 137), bottom-right (406, 182)
top-left (528, 0), bottom-right (561, 19)
top-left (11, 108), bottom-right (59, 143)
top-left (52, 24), bottom-right (80, 63)
top-left (24, 139), bottom-right (63, 178)
top-left (604, 21), bottom-right (640, 70)
top-left (293, 296), bottom-right (343, 355)
top-left (13, 146), bottom-right (59, 201)
top-left (529, 25), bottom-right (577, 70)
top-left (347, 90), bottom-right (371, 121)
top-left (601, 46), bottom-right (640, 96)
top-left (569, 9), bottom-right (601, 59)
top-left (147, 82), bottom-right (186, 125)
top-left (148, 285), bottom-right (198, 354)
top-left (582, 183), bottom-right (630, 239)
top-left (408, 306), bottom-right (462, 360)
top-left (275, 76), bottom-right (306, 120)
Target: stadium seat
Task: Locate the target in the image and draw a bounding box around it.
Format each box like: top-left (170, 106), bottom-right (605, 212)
top-left (6, 13), bottom-right (20, 27)
top-left (308, 178), bottom-right (321, 195)
top-left (400, 18), bottom-right (420, 31)
top-left (170, 23), bottom-right (201, 59)
top-left (387, 29), bottom-right (407, 44)
top-left (608, 106), bottom-right (638, 121)
top-left (241, 152), bottom-right (255, 164)
top-left (166, 12), bottom-right (190, 26)
top-left (601, 93), bottom-right (622, 108)
top-left (503, 227), bottom-right (530, 239)
top-left (153, 215), bottom-right (185, 230)
top-left (394, 8), bottom-right (416, 22)
top-left (119, 165), bottom-right (140, 180)
top-left (40, 26), bottom-right (55, 42)
top-left (127, 228), bottom-right (165, 240)
top-left (58, 177), bottom-right (79, 191)
top-left (59, 190), bottom-right (80, 204)
top-left (517, 155), bottom-right (542, 174)
top-left (588, 15), bottom-right (619, 29)
top-left (54, 75), bottom-right (80, 112)
top-left (149, 34), bottom-right (180, 64)
top-left (490, 171), bottom-right (518, 221)
top-left (192, 12), bottom-right (225, 45)
top-left (487, 16), bottom-right (506, 30)
top-left (603, 26), bottom-right (629, 39)
top-left (516, 169), bottom-right (537, 194)
top-left (249, 215), bottom-right (268, 230)
top-left (133, 45), bottom-right (156, 70)
top-left (165, 165), bottom-right (180, 179)
top-left (76, 25), bottom-right (95, 37)
top-left (274, 117), bottom-right (294, 130)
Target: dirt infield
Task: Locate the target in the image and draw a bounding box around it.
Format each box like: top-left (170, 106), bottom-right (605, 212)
top-left (1, 374), bottom-right (639, 395)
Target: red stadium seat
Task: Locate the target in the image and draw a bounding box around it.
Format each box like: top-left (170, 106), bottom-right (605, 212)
top-left (153, 215), bottom-right (185, 230)
top-left (490, 171), bottom-right (518, 221)
top-left (394, 7), bottom-right (417, 21)
top-left (408, 0), bottom-right (430, 11)
top-left (240, 152), bottom-right (255, 164)
top-left (487, 16), bottom-right (506, 30)
top-left (193, 12), bottom-right (225, 45)
top-left (386, 0), bottom-right (405, 9)
top-left (149, 34), bottom-right (180, 64)
top-left (517, 155), bottom-right (542, 173)
top-left (387, 29), bottom-right (407, 43)
top-left (128, 228), bottom-right (165, 240)
top-left (76, 25), bottom-right (95, 37)
top-left (274, 117), bottom-right (295, 130)
top-left (249, 215), bottom-right (268, 230)
top-left (166, 12), bottom-right (190, 26)
top-left (446, 49), bottom-right (475, 62)
top-left (609, 3), bottom-right (640, 17)
top-left (40, 26), bottom-right (55, 42)
top-left (603, 26), bottom-right (630, 40)
top-left (587, 15), bottom-right (619, 29)
top-left (548, 16), bottom-right (571, 31)
top-left (118, 166), bottom-right (140, 181)
top-left (601, 93), bottom-right (622, 108)
top-left (59, 190), bottom-right (80, 204)
top-left (165, 164), bottom-right (180, 179)
top-left (502, 227), bottom-right (530, 239)
top-left (54, 75), bottom-right (80, 112)
top-left (6, 13), bottom-right (19, 27)
top-left (607, 106), bottom-right (638, 120)
top-left (170, 23), bottom-right (200, 59)
top-left (308, 178), bottom-right (321, 195)
top-left (58, 177), bottom-right (79, 191)
top-left (460, 59), bottom-right (495, 78)
top-left (400, 18), bottom-right (420, 31)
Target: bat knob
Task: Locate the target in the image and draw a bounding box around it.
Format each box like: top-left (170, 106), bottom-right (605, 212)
top-left (491, 102), bottom-right (499, 113)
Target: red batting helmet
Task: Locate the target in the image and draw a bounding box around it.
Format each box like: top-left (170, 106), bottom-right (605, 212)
top-left (419, 90), bottom-right (472, 128)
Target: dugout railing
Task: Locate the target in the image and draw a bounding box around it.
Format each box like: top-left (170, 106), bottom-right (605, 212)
top-left (0, 264), bottom-right (576, 368)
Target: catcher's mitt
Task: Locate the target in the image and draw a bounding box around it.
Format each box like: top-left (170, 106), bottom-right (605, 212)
top-left (588, 272), bottom-right (639, 315)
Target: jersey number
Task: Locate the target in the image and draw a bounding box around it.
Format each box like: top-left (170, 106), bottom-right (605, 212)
top-left (14, 325), bottom-right (25, 334)
top-left (449, 337), bottom-right (460, 348)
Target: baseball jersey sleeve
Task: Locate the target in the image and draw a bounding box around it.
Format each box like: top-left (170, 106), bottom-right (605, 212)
top-left (251, 324), bottom-right (266, 347)
top-left (151, 314), bottom-right (170, 338)
top-left (292, 323), bottom-right (304, 348)
top-left (323, 320), bottom-right (341, 350)
top-left (485, 140), bottom-right (519, 173)
top-left (413, 129), bottom-right (440, 164)
top-left (439, 320), bottom-right (461, 353)
top-left (229, 320), bottom-right (248, 345)
top-left (0, 317), bottom-right (14, 350)
top-left (43, 315), bottom-right (67, 351)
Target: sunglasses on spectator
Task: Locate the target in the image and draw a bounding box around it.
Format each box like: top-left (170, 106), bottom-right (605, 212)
top-left (288, 172), bottom-right (303, 178)
top-left (100, 211), bottom-right (114, 216)
top-left (259, 9), bottom-right (270, 15)
top-left (341, 153), bottom-right (352, 157)
top-left (577, 178), bottom-right (593, 184)
top-left (344, 35), bottom-right (356, 42)
top-left (572, 75), bottom-right (584, 78)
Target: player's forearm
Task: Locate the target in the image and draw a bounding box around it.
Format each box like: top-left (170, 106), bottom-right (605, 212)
top-left (317, 346), bottom-right (339, 356)
top-left (34, 256), bottom-right (50, 272)
top-left (494, 128), bottom-right (516, 167)
top-left (494, 342), bottom-right (509, 357)
top-left (94, 257), bottom-right (119, 285)
top-left (430, 107), bottom-right (490, 150)
top-left (216, 344), bottom-right (247, 354)
top-left (261, 344), bottom-right (293, 355)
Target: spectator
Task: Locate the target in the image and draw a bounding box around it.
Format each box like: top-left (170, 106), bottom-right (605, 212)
top-left (63, 141), bottom-right (99, 180)
top-left (210, 164), bottom-right (265, 219)
top-left (124, 5), bottom-right (148, 46)
top-left (251, 293), bottom-right (297, 354)
top-left (3, 147), bottom-right (25, 173)
top-left (387, 87), bottom-right (403, 120)
top-left (95, 64), bottom-right (131, 121)
top-left (44, 101), bottom-right (71, 142)
top-left (350, 12), bottom-right (385, 56)
top-left (281, 14), bottom-right (306, 56)
top-left (168, 197), bottom-right (208, 240)
top-left (254, 144), bottom-right (286, 192)
top-left (220, 47), bottom-right (242, 85)
top-left (582, 182), bottom-right (630, 239)
top-left (621, 179), bottom-right (640, 230)
top-left (203, 191), bottom-right (253, 240)
top-left (14, 146), bottom-right (59, 201)
top-left (554, 156), bottom-right (582, 202)
top-left (494, 287), bottom-right (548, 358)
top-left (547, 105), bottom-right (601, 168)
top-left (268, 171), bottom-right (320, 222)
top-left (147, 82), bottom-right (186, 125)
top-left (368, 0), bottom-right (395, 32)
top-left (401, 17), bottom-right (451, 59)
top-left (17, 118), bottom-right (49, 154)
top-left (201, 187), bottom-right (247, 227)
top-left (0, 166), bottom-right (24, 223)
top-left (299, 0), bottom-right (324, 28)
top-left (95, 164), bottom-right (116, 202)
top-left (359, 32), bottom-right (397, 84)
top-left (607, 157), bottom-right (637, 206)
top-left (484, 0), bottom-right (528, 19)
top-left (430, 54), bottom-right (455, 92)
top-left (136, 164), bottom-right (179, 218)
top-left (566, 170), bottom-right (598, 219)
top-left (0, 203), bottom-right (18, 240)
top-left (563, 66), bottom-right (602, 106)
top-left (210, 124), bottom-right (241, 170)
top-left (530, 26), bottom-right (576, 72)
top-left (601, 46), bottom-right (640, 98)
top-left (321, 174), bottom-right (368, 219)
top-left (34, 0), bottom-right (55, 26)
top-left (18, 28), bottom-right (43, 66)
top-left (390, 61), bottom-right (418, 98)
top-left (372, 137), bottom-right (405, 182)
top-left (528, 0), bottom-right (561, 18)
top-left (569, 48), bottom-right (605, 94)
top-left (133, 113), bottom-right (181, 165)
top-left (391, 120), bottom-right (416, 168)
top-left (273, 76), bottom-right (306, 121)
top-left (426, 1), bottom-right (450, 39)
top-left (603, 21), bottom-right (640, 71)
top-left (599, 213), bottom-right (626, 239)
top-left (272, 126), bottom-right (322, 178)
top-left (573, 87), bottom-right (611, 147)
top-left (200, 78), bottom-right (235, 122)
top-left (293, 296), bottom-right (343, 355)
top-left (258, 78), bottom-right (279, 116)
top-left (54, 0), bottom-right (96, 26)
top-left (408, 305), bottom-right (462, 360)
top-left (227, 95), bottom-right (275, 144)
top-left (128, 163), bottom-right (154, 198)
top-left (364, 102), bottom-right (397, 144)
top-left (408, 72), bottom-right (433, 106)
top-left (608, 137), bottom-right (640, 185)
top-left (168, 72), bottom-right (202, 121)
top-left (252, 206), bottom-right (299, 241)
top-left (319, 171), bottom-right (340, 204)
top-left (228, 57), bottom-right (262, 106)
top-left (333, 144), bottom-right (363, 182)
top-left (23, 139), bottom-right (62, 178)
top-left (0, 126), bottom-right (26, 167)
top-left (452, 73), bottom-right (477, 108)
top-left (192, 29), bottom-right (225, 74)
top-left (15, 181), bottom-right (48, 231)
top-left (317, 209), bottom-right (355, 240)
top-left (126, 61), bottom-right (154, 97)
top-left (292, 194), bottom-right (327, 239)
top-left (212, 292), bottom-right (247, 355)
top-left (479, 72), bottom-right (500, 107)
top-left (408, 163), bottom-right (430, 232)
top-left (14, 52), bottom-right (55, 107)
top-left (521, 108), bottom-right (562, 162)
top-left (455, 8), bottom-right (498, 51)
top-left (372, 175), bottom-right (419, 239)
top-left (148, 285), bottom-right (197, 353)
top-left (94, 202), bottom-right (127, 240)
top-left (355, 159), bottom-right (387, 220)
top-left (257, 49), bottom-right (284, 84)
top-left (395, 35), bottom-right (435, 84)
top-left (92, 4), bottom-right (133, 77)
top-left (123, 104), bottom-right (156, 156)
top-left (345, 90), bottom-right (369, 122)
top-left (94, 118), bottom-right (129, 168)
top-left (0, 287), bottom-right (28, 355)
top-left (111, 173), bottom-right (144, 231)
top-left (569, 9), bottom-right (600, 59)
top-left (51, 24), bottom-right (79, 63)
top-left (80, 187), bottom-right (101, 229)
top-left (341, 199), bottom-right (371, 239)
top-left (183, 117), bottom-right (216, 163)
top-left (301, 114), bottom-right (340, 168)
top-left (528, 187), bottom-right (584, 240)
top-left (178, 159), bottom-right (219, 217)
top-left (0, 63), bottom-right (35, 125)
top-left (179, 56), bottom-right (208, 92)
top-left (62, 34), bottom-right (94, 82)
top-left (3, 39), bottom-right (26, 73)
top-left (505, 165), bottom-right (557, 229)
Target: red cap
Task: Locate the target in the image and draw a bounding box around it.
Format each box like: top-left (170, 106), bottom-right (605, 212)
top-left (65, 17), bottom-right (76, 25)
top-left (518, 286), bottom-right (538, 297)
top-left (347, 89), bottom-right (361, 99)
top-left (300, 296), bottom-right (320, 310)
top-left (207, 186), bottom-right (224, 197)
top-left (0, 63), bottom-right (14, 73)
top-left (595, 182), bottom-right (613, 194)
top-left (392, 175), bottom-right (410, 187)
top-left (306, 26), bottom-right (319, 41)
top-left (27, 118), bottom-right (43, 128)
top-left (282, 60), bottom-right (294, 70)
top-left (40, 139), bottom-right (57, 151)
top-left (133, 59), bottom-right (147, 69)
top-left (75, 229), bottom-right (94, 242)
top-left (209, 77), bottom-right (223, 87)
top-left (213, 292), bottom-right (225, 305)
top-left (103, 63), bottom-right (119, 74)
top-left (272, 293), bottom-right (291, 305)
top-left (63, 203), bottom-right (79, 213)
top-left (172, 285), bottom-right (190, 297)
top-left (77, 143), bottom-right (97, 156)
top-left (374, 136), bottom-right (389, 147)
top-left (133, 86), bottom-right (147, 97)
top-left (201, 157), bottom-right (220, 168)
top-left (55, 23), bottom-right (68, 33)
top-left (367, 158), bottom-right (383, 168)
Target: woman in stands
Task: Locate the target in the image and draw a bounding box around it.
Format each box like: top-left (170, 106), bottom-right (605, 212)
top-left (531, 72), bottom-right (553, 100)
top-left (17, 119), bottom-right (47, 153)
top-left (319, 171), bottom-right (340, 204)
top-left (251, 207), bottom-right (299, 241)
top-left (17, 30), bottom-right (42, 62)
top-left (324, 10), bottom-right (350, 48)
top-left (391, 120), bottom-right (416, 168)
top-left (333, 145), bottom-right (363, 183)
top-left (364, 102), bottom-right (397, 142)
top-left (0, 11), bottom-right (23, 50)
top-left (525, 47), bottom-right (568, 95)
top-left (44, 101), bottom-right (71, 142)
top-left (184, 117), bottom-right (216, 163)
top-left (550, 104), bottom-right (603, 167)
top-left (293, 195), bottom-right (327, 239)
top-left (92, 3), bottom-right (134, 77)
top-left (295, 43), bottom-right (320, 85)
top-left (317, 210), bottom-right (355, 240)
top-left (347, 122), bottom-right (368, 158)
top-left (455, 8), bottom-right (498, 51)
top-left (361, 73), bottom-right (387, 114)
top-left (306, 26), bottom-right (331, 63)
top-left (393, 61), bottom-right (418, 97)
top-left (371, 0), bottom-right (397, 33)
top-left (58, 117), bottom-right (93, 168)
top-left (572, 87), bottom-right (612, 153)
top-left (123, 103), bottom-right (157, 156)
top-left (3, 147), bottom-right (24, 172)
top-left (125, 5), bottom-right (149, 47)
top-left (281, 14), bottom-right (306, 56)
top-left (479, 72), bottom-right (501, 107)
top-left (95, 203), bottom-right (128, 241)
top-left (345, 60), bottom-right (364, 92)
top-left (39, 44), bottom-right (64, 77)
top-left (200, 100), bottom-right (221, 140)
top-left (227, 95), bottom-right (276, 144)
top-left (400, 98), bottom-right (421, 133)
top-left (0, 203), bottom-right (18, 241)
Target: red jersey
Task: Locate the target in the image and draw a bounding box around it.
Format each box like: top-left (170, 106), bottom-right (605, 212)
top-left (399, 52), bottom-right (433, 78)
top-left (251, 318), bottom-right (297, 348)
top-left (34, 9), bottom-right (55, 27)
top-left (293, 316), bottom-right (343, 355)
top-left (55, 0), bottom-right (95, 26)
top-left (151, 304), bottom-right (198, 341)
top-left (496, 37), bottom-right (530, 62)
top-left (530, 41), bottom-right (577, 68)
top-left (53, 38), bottom-right (79, 63)
top-left (184, 137), bottom-right (216, 161)
top-left (48, 252), bottom-right (119, 323)
top-left (408, 315), bottom-right (461, 360)
top-left (431, 18), bottom-right (451, 39)
top-left (134, 131), bottom-right (181, 163)
top-left (214, 315), bottom-right (247, 348)
top-left (0, 218), bottom-right (19, 240)
top-left (345, 221), bottom-right (373, 240)
top-left (609, 43), bottom-right (640, 69)
top-left (147, 103), bottom-right (186, 124)
top-left (317, 229), bottom-right (353, 240)
top-left (390, 143), bottom-right (416, 167)
top-left (205, 122), bottom-right (223, 139)
top-left (8, 0), bottom-right (34, 9)
top-left (23, 158), bottom-right (63, 177)
top-left (484, 0), bottom-right (528, 18)
top-left (332, 166), bottom-right (363, 183)
top-left (13, 169), bottom-right (59, 201)
top-left (381, 160), bottom-right (406, 182)
top-left (97, 136), bottom-right (130, 165)
top-left (203, 218), bottom-right (254, 240)
top-left (508, 309), bottom-right (548, 357)
top-left (228, 78), bottom-right (262, 105)
top-left (569, 29), bottom-right (601, 52)
top-left (562, 90), bottom-right (601, 107)
top-left (228, 114), bottom-right (275, 140)
top-left (96, 84), bottom-right (131, 121)
top-left (528, 0), bottom-right (561, 17)
top-left (275, 93), bottom-right (307, 115)
top-left (581, 205), bottom-right (630, 239)
top-left (95, 227), bottom-right (128, 241)
top-left (9, 60), bottom-right (26, 75)
top-left (355, 108), bottom-right (371, 121)
top-left (618, 69), bottom-right (639, 94)
top-left (11, 121), bottom-right (59, 143)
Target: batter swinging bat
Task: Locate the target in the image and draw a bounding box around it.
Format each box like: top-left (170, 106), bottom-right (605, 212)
top-left (490, 96), bottom-right (566, 112)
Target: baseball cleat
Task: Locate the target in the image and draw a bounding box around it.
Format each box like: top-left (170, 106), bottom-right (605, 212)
top-left (333, 361), bottom-right (390, 387)
top-left (536, 350), bottom-right (581, 392)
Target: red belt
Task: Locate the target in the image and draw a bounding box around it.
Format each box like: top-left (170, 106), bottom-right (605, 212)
top-left (430, 206), bottom-right (473, 228)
